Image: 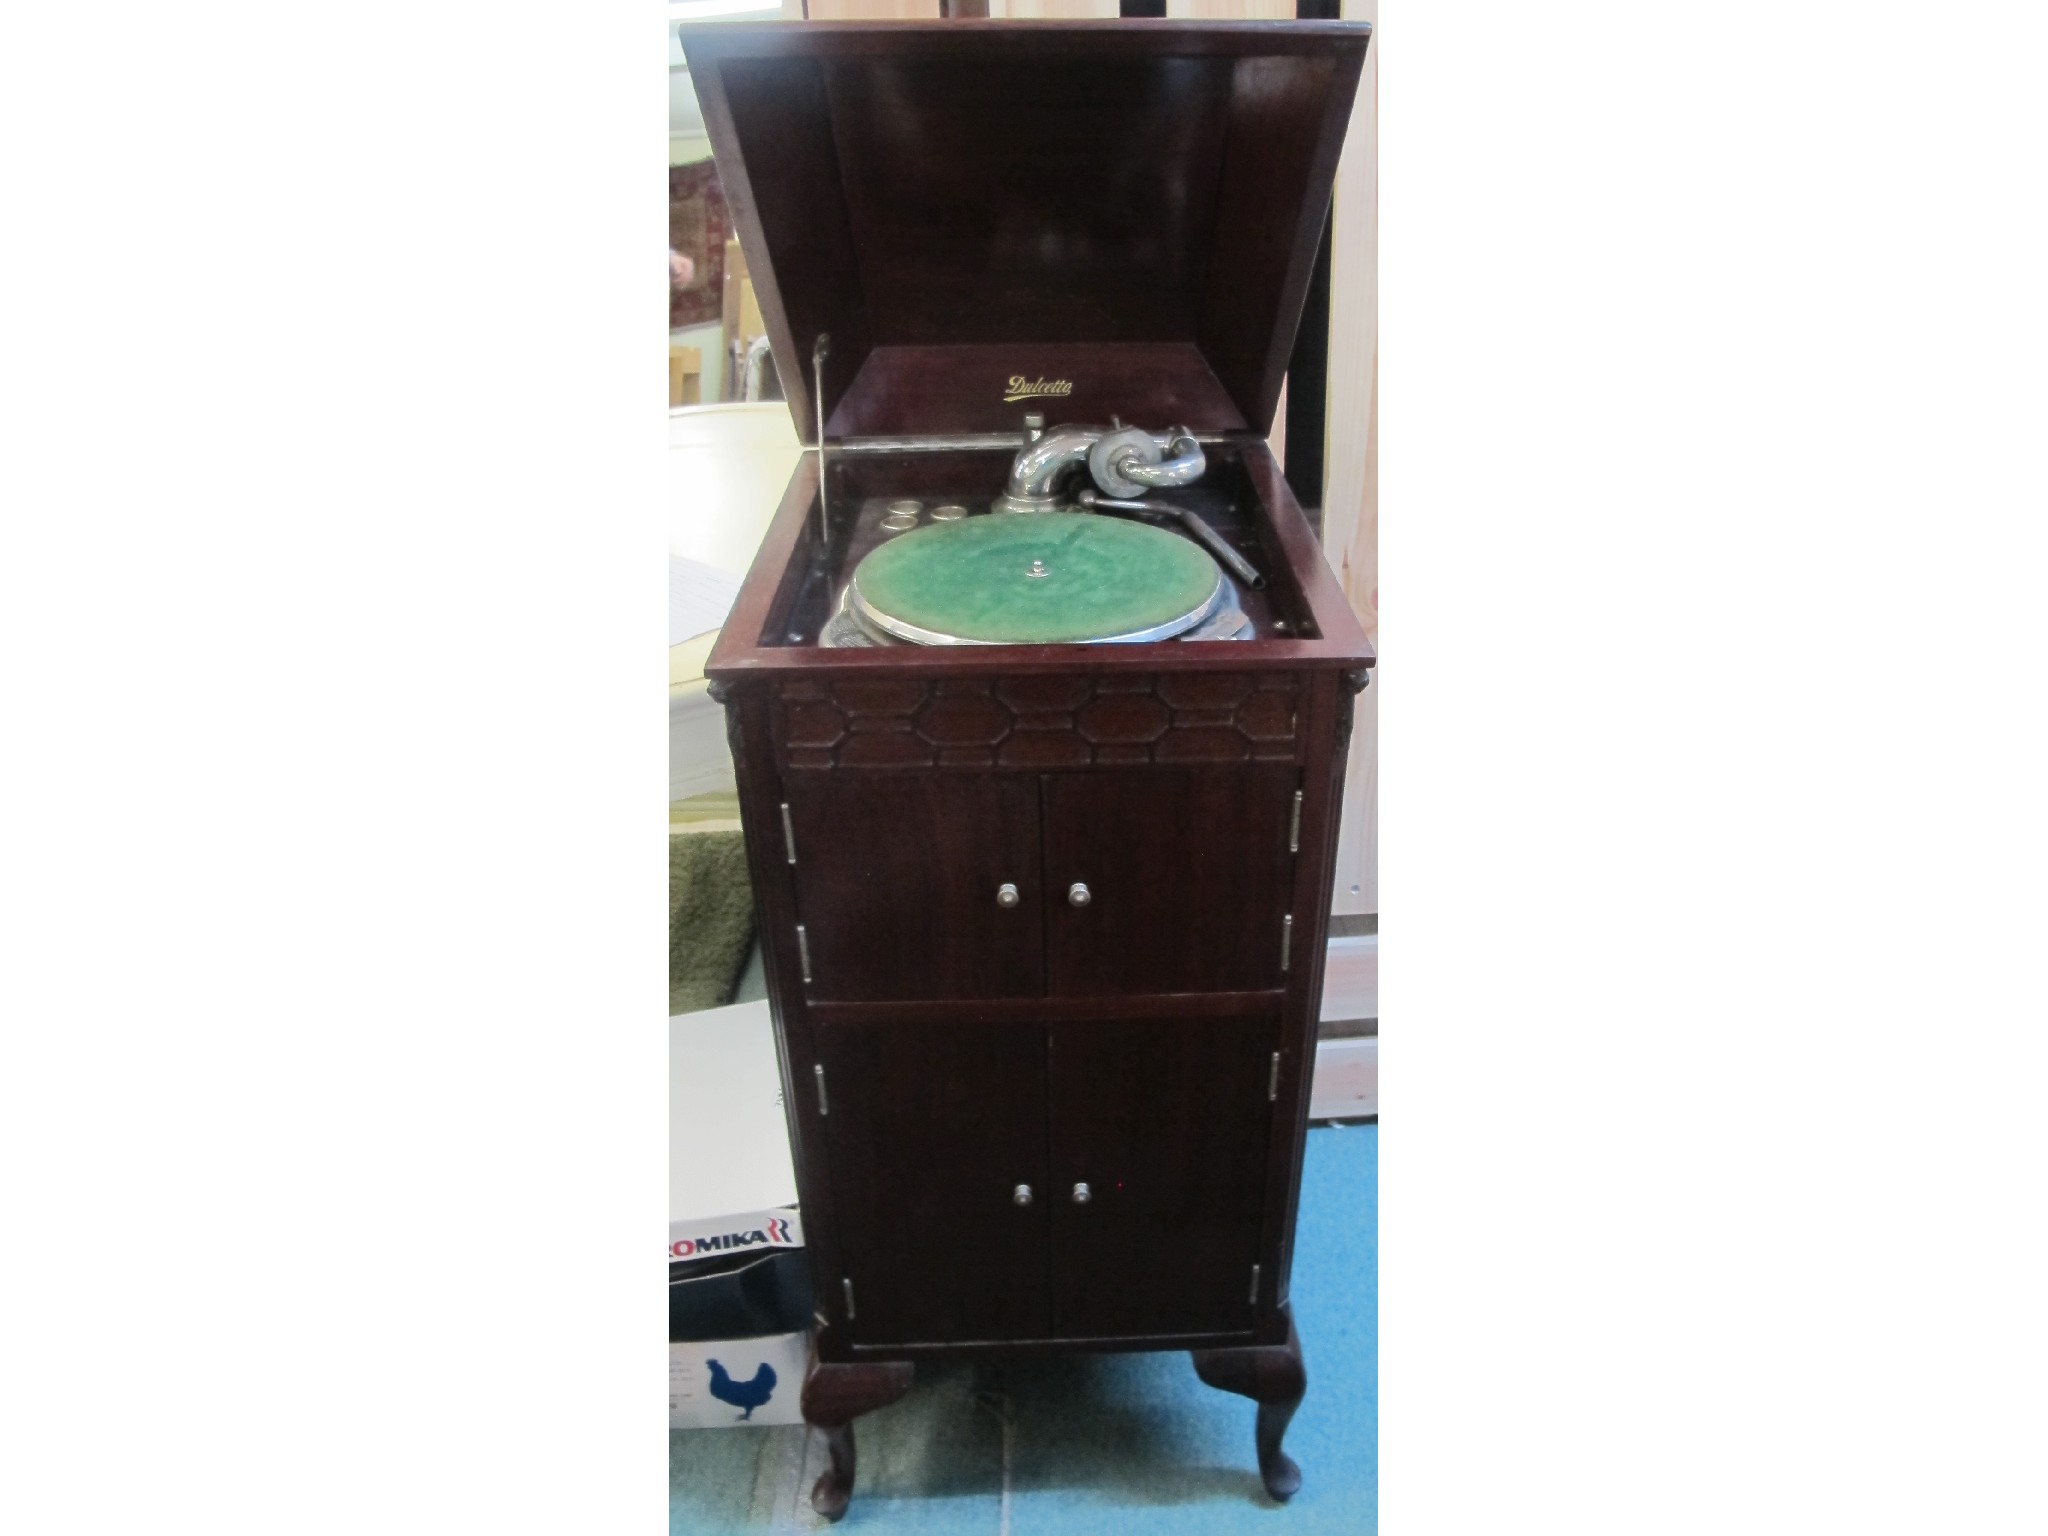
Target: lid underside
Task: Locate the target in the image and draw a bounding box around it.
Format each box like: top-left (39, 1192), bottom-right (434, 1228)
top-left (684, 21), bottom-right (1370, 444)
top-left (849, 512), bottom-right (1223, 646)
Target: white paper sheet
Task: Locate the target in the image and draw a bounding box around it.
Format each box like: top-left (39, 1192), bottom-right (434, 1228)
top-left (669, 555), bottom-right (745, 647)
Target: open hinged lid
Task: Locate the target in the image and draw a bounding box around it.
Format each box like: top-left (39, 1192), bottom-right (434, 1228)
top-left (683, 20), bottom-right (1370, 446)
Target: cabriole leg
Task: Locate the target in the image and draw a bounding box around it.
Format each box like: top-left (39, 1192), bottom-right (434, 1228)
top-left (1191, 1316), bottom-right (1309, 1502)
top-left (799, 1349), bottom-right (915, 1522)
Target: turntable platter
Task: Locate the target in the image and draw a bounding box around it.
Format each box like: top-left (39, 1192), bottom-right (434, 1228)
top-left (847, 512), bottom-right (1224, 646)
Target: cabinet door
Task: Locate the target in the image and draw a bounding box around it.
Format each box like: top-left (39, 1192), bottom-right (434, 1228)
top-left (816, 1018), bottom-right (1051, 1345)
top-left (1041, 766), bottom-right (1298, 996)
top-left (1046, 1014), bottom-right (1278, 1340)
top-left (784, 772), bottom-right (1043, 1001)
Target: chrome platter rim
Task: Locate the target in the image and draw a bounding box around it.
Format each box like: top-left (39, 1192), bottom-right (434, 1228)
top-left (845, 561), bottom-right (1226, 647)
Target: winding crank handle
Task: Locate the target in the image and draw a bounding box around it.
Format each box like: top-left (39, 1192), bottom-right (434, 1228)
top-left (1075, 489), bottom-right (1266, 590)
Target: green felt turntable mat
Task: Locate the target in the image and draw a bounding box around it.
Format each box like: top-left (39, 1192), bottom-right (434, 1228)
top-left (849, 512), bottom-right (1222, 645)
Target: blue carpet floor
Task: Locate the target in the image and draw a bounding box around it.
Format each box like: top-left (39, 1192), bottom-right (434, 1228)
top-left (671, 1121), bottom-right (1376, 1535)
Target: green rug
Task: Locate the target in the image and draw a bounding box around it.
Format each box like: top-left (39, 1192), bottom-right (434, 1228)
top-left (670, 831), bottom-right (756, 1015)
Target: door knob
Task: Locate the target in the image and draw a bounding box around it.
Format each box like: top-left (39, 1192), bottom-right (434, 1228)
top-left (996, 882), bottom-right (1019, 909)
top-left (1071, 1182), bottom-right (1091, 1204)
top-left (1067, 882), bottom-right (1091, 908)
top-left (1013, 1184), bottom-right (1033, 1206)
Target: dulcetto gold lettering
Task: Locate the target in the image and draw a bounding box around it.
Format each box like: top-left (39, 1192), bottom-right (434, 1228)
top-left (1002, 375), bottom-right (1075, 404)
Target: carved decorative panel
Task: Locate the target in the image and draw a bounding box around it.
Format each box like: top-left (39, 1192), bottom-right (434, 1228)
top-left (773, 674), bottom-right (1304, 772)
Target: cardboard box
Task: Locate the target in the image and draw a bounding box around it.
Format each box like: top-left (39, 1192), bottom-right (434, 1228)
top-left (671, 1003), bottom-right (812, 1429)
top-left (669, 1203), bottom-right (809, 1346)
top-left (670, 1327), bottom-right (810, 1429)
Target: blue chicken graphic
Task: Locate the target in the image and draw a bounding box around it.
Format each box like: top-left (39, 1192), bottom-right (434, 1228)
top-left (704, 1358), bottom-right (778, 1422)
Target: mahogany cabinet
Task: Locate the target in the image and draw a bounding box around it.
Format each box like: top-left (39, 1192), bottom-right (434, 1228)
top-left (785, 762), bottom-right (1298, 1001)
top-left (817, 1008), bottom-right (1280, 1347)
top-left (688, 17), bottom-right (1374, 1519)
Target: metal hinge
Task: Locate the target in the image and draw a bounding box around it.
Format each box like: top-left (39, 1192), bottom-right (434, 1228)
top-left (1280, 914), bottom-right (1293, 972)
top-left (1288, 790), bottom-right (1302, 853)
top-left (780, 802), bottom-right (797, 865)
top-left (797, 923), bottom-right (813, 982)
top-left (1248, 1264), bottom-right (1262, 1305)
top-left (1268, 1051), bottom-right (1281, 1102)
top-left (842, 1277), bottom-right (857, 1320)
top-left (813, 1062), bottom-right (828, 1116)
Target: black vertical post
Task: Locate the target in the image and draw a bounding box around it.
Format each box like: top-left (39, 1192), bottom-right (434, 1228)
top-left (1284, 0), bottom-right (1342, 532)
top-left (1119, 0), bottom-right (1168, 15)
top-left (1284, 209), bottom-right (1332, 530)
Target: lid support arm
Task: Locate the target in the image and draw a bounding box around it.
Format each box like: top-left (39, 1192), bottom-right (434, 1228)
top-left (812, 333), bottom-right (831, 556)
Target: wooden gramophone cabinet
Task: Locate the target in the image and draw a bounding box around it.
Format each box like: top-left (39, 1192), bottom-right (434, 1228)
top-left (688, 18), bottom-right (1373, 1519)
